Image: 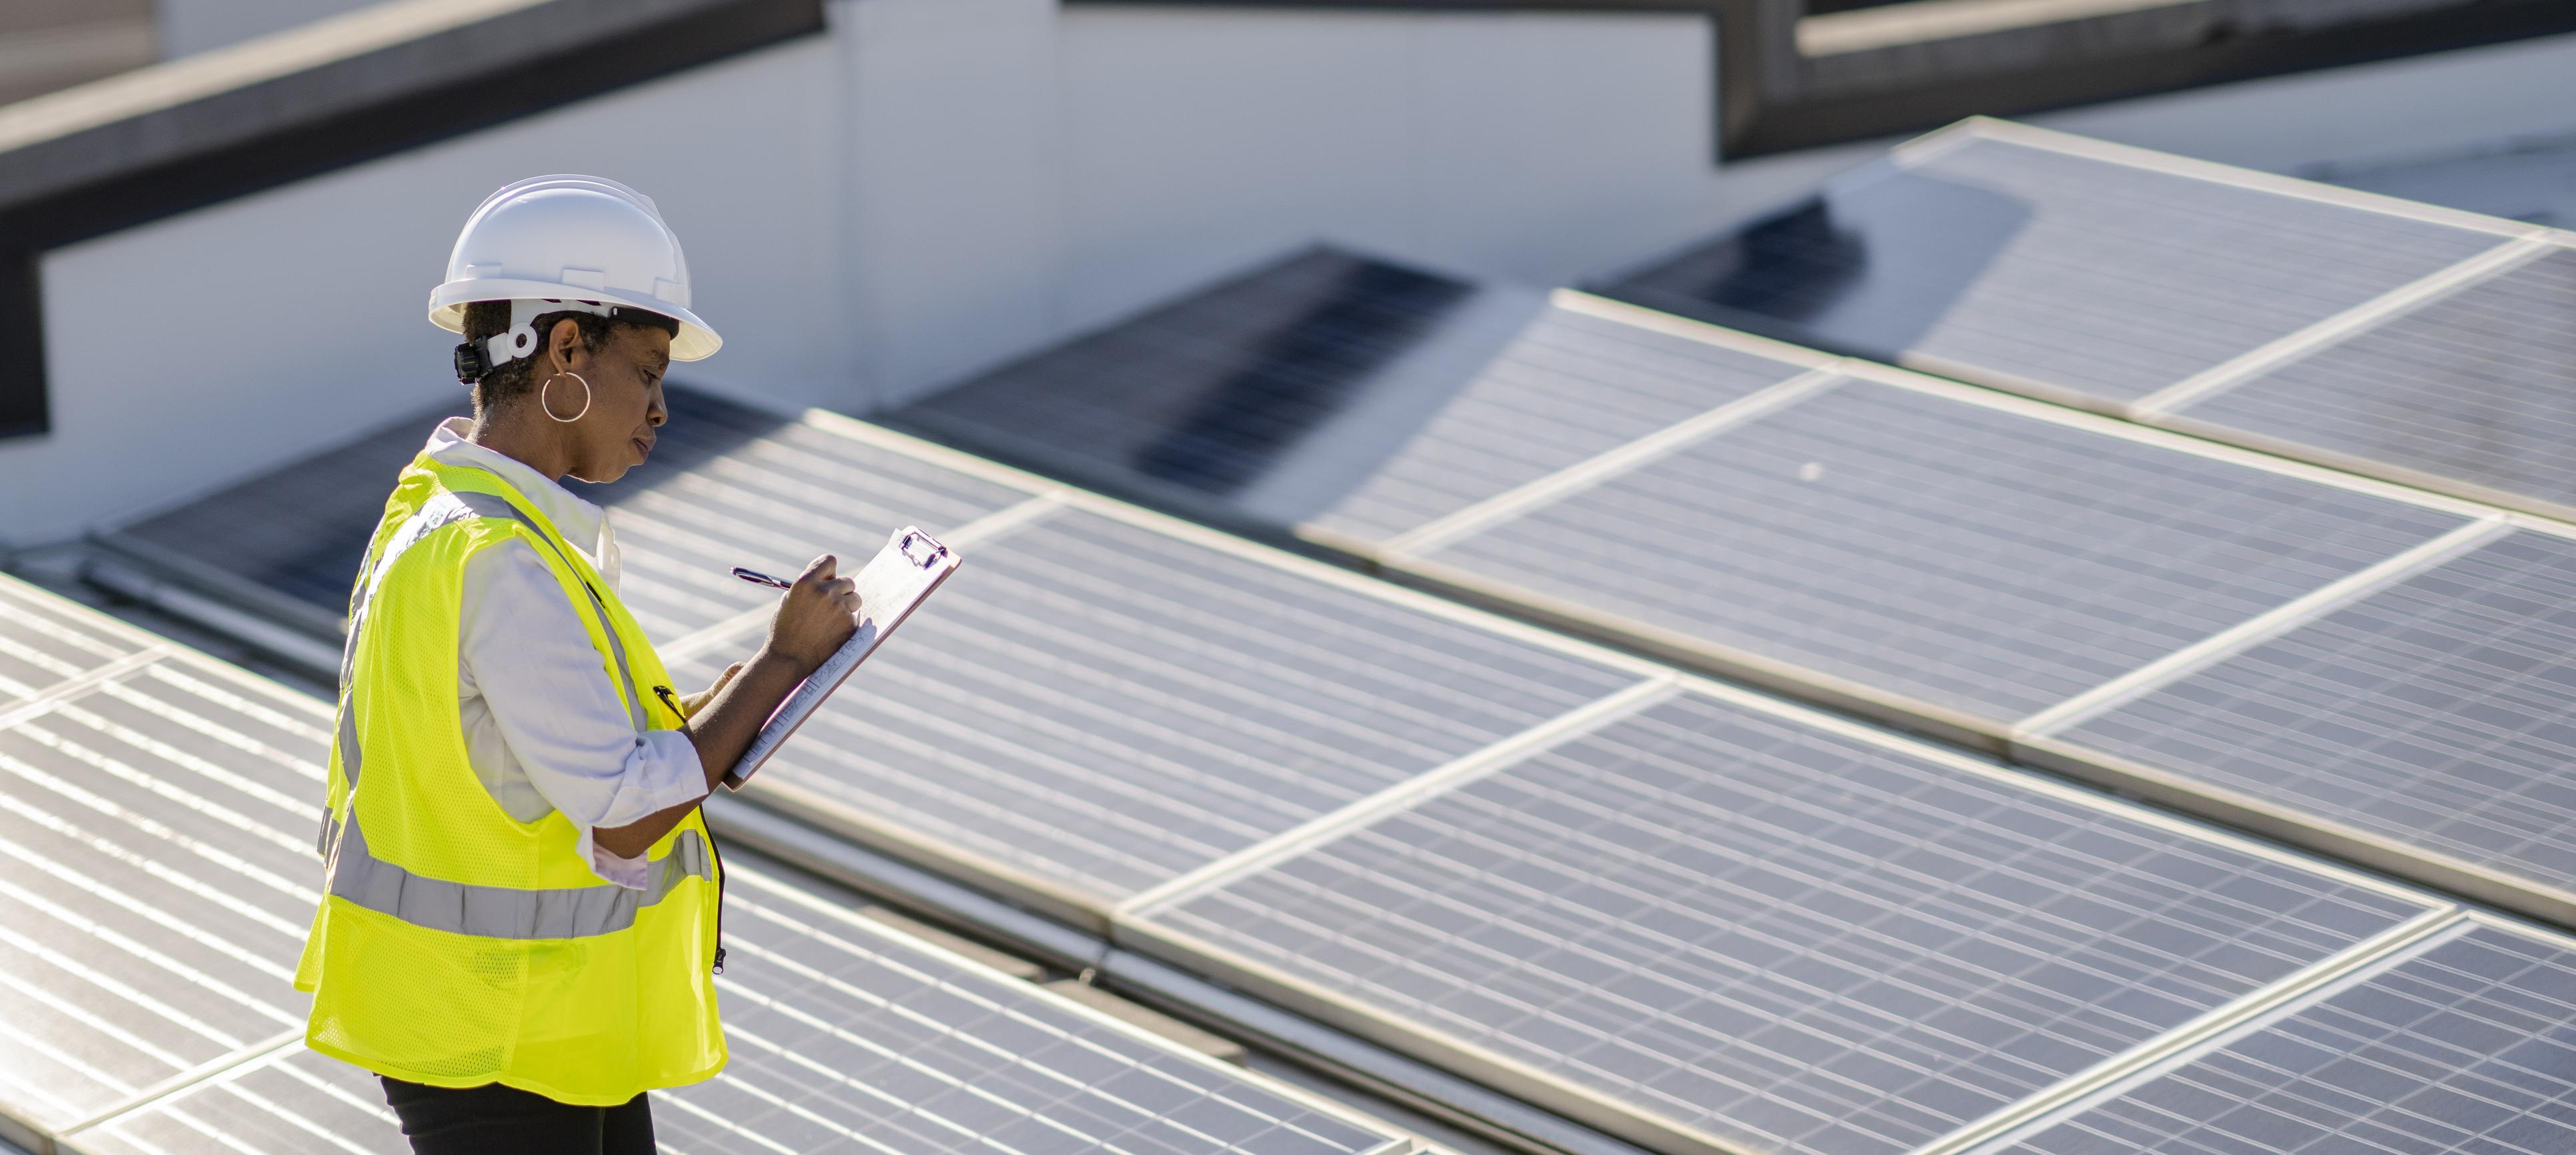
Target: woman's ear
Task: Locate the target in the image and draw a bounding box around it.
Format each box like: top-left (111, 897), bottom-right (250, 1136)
top-left (546, 317), bottom-right (587, 373)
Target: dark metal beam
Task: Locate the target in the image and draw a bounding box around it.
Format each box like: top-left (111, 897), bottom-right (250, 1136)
top-left (1067, 0), bottom-right (2576, 161)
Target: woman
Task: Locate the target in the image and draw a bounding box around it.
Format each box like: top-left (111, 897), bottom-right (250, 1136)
top-left (292, 175), bottom-right (856, 1154)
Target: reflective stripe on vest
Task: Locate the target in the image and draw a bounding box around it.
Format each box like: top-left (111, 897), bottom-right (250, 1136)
top-left (331, 816), bottom-right (711, 939)
top-left (321, 487), bottom-right (705, 939)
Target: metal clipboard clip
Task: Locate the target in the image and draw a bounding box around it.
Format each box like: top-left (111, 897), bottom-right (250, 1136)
top-left (897, 529), bottom-right (949, 569)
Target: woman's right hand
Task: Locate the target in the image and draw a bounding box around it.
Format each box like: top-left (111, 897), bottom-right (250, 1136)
top-left (763, 554), bottom-right (860, 673)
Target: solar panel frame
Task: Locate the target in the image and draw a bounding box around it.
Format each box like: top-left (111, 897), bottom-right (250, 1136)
top-left (0, 583), bottom-right (335, 1153)
top-left (57, 855), bottom-right (1419, 1155)
top-left (674, 479), bottom-right (1667, 934)
top-left (1897, 119), bottom-right (2540, 241)
top-left (890, 249), bottom-right (1839, 559)
top-left (2151, 237), bottom-right (2576, 527)
top-left (1601, 118), bottom-right (2529, 419)
top-left (582, 408), bottom-right (1049, 646)
top-left (1961, 913), bottom-right (2576, 1155)
top-left (0, 580), bottom-right (166, 710)
top-left (94, 392), bottom-right (1050, 650)
top-left (1113, 674), bottom-right (2450, 1155)
top-left (1371, 357), bottom-right (2489, 756)
top-left (2012, 520), bottom-right (2576, 932)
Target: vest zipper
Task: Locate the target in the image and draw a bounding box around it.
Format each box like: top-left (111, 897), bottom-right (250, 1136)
top-left (705, 821), bottom-right (728, 975)
top-left (652, 680), bottom-right (728, 976)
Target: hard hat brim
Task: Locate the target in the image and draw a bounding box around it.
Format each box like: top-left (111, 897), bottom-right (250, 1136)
top-left (429, 279), bottom-right (721, 361)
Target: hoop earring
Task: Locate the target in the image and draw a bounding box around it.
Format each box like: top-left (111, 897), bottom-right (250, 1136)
top-left (540, 371), bottom-right (592, 423)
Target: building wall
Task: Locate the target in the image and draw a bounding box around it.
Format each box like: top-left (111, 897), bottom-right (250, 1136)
top-left (156, 0), bottom-right (375, 59)
top-left (10, 3), bottom-right (2576, 546)
top-left (12, 0), bottom-right (1749, 543)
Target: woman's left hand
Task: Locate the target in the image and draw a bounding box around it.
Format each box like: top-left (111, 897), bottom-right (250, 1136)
top-left (679, 662), bottom-right (745, 718)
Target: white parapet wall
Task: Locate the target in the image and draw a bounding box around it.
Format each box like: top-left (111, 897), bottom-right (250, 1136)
top-left (156, 0), bottom-right (379, 59)
top-left (11, 0), bottom-right (1763, 545)
top-left (11, 1), bottom-right (2576, 547)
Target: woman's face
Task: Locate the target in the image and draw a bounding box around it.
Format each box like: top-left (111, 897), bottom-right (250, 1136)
top-left (554, 323), bottom-right (672, 485)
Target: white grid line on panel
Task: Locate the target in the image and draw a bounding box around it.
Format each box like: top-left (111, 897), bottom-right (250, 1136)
top-left (54, 1030), bottom-right (306, 1145)
top-left (2013, 525), bottom-right (2576, 926)
top-left (1948, 911), bottom-right (2576, 1155)
top-left (1912, 908), bottom-right (2467, 1155)
top-left (719, 868), bottom-right (1420, 1155)
top-left (655, 489), bottom-right (1072, 664)
top-left (2129, 236), bottom-right (2557, 417)
top-left (1120, 675), bottom-right (1682, 914)
top-left (1827, 359), bottom-right (2508, 524)
top-left (1549, 290), bottom-right (1845, 371)
top-left (2013, 516), bottom-right (2512, 738)
top-left (1129, 690), bottom-right (2443, 1155)
top-left (1383, 369), bottom-right (1845, 558)
top-left (0, 648), bottom-right (171, 734)
top-left (698, 499), bottom-right (1649, 907)
top-left (1955, 118), bottom-right (2551, 239)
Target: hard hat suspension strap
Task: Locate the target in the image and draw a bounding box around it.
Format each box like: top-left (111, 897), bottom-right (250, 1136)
top-left (454, 297), bottom-right (618, 385)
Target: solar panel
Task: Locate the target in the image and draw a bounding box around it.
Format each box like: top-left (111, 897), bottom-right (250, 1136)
top-left (111, 399), bottom-right (467, 620)
top-left (1602, 126), bottom-right (2510, 407)
top-left (602, 413), bottom-right (1038, 644)
top-left (108, 389), bottom-right (1037, 645)
top-left (1133, 688), bottom-right (2439, 1155)
top-left (1407, 376), bottom-right (2470, 724)
top-left (1983, 918), bottom-right (2576, 1155)
top-left (63, 856), bottom-right (1411, 1155)
top-left (670, 504), bottom-right (1649, 907)
top-left (659, 866), bottom-right (1405, 1155)
top-left (2037, 527), bottom-right (2576, 916)
top-left (58, 1045), bottom-right (398, 1155)
top-left (894, 248), bottom-right (1830, 547)
top-left (2165, 243), bottom-right (2576, 521)
top-left (0, 580), bottom-right (153, 704)
top-left (0, 641), bottom-right (329, 1143)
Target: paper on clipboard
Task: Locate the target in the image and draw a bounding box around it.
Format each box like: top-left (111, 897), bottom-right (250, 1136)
top-left (725, 526), bottom-right (961, 787)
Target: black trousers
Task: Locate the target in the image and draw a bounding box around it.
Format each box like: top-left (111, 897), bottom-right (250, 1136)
top-left (380, 1076), bottom-right (655, 1155)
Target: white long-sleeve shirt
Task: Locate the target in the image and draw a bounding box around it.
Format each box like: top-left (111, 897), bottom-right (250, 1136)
top-left (423, 419), bottom-right (709, 888)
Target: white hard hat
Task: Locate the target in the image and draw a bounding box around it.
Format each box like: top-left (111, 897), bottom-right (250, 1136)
top-left (429, 175), bottom-right (721, 373)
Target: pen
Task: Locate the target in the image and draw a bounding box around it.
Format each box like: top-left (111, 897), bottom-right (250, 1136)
top-left (731, 567), bottom-right (793, 590)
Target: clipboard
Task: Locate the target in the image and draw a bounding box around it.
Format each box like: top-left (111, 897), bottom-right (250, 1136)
top-left (725, 526), bottom-right (961, 787)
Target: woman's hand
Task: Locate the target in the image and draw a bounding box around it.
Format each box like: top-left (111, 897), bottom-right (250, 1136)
top-left (601, 560), bottom-right (864, 854)
top-left (763, 554), bottom-right (860, 674)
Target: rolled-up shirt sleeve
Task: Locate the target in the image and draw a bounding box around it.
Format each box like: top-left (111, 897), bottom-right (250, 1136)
top-left (459, 543), bottom-right (708, 888)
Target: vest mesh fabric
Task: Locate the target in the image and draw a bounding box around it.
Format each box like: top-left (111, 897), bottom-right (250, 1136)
top-left (294, 456), bottom-right (724, 1104)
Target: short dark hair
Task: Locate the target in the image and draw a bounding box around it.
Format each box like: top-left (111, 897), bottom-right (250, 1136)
top-left (460, 301), bottom-right (679, 411)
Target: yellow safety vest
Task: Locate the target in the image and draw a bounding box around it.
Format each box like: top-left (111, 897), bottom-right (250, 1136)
top-left (293, 454), bottom-right (725, 1105)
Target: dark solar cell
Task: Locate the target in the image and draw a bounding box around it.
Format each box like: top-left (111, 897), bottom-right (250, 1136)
top-left (1417, 379), bottom-right (2469, 722)
top-left (673, 507), bottom-right (1646, 902)
top-left (897, 247), bottom-right (1823, 544)
top-left (65, 861), bottom-right (1405, 1155)
top-left (1606, 135), bottom-right (2504, 404)
top-left (2173, 246), bottom-right (2576, 518)
top-left (0, 656), bottom-right (329, 1137)
top-left (2054, 529), bottom-right (2576, 899)
top-left (0, 580), bottom-right (149, 704)
top-left (1996, 922), bottom-right (2576, 1155)
top-left (1143, 690), bottom-right (2433, 1155)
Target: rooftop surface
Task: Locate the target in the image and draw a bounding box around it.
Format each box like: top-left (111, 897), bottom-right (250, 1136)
top-left (19, 116), bottom-right (2576, 1155)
